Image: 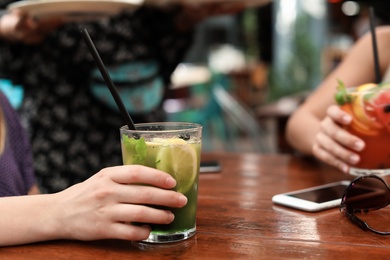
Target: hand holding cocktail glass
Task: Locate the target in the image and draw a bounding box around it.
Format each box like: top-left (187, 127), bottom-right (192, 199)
top-left (81, 29), bottom-right (201, 243)
top-left (312, 103), bottom-right (366, 174)
top-left (312, 81), bottom-right (390, 176)
top-left (120, 123), bottom-right (201, 243)
top-left (334, 82), bottom-right (390, 176)
top-left (312, 8), bottom-right (390, 176)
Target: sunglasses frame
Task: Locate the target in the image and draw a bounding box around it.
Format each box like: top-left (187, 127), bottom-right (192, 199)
top-left (340, 175), bottom-right (390, 235)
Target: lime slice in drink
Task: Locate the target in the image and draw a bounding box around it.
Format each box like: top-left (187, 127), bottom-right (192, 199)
top-left (156, 139), bottom-right (198, 194)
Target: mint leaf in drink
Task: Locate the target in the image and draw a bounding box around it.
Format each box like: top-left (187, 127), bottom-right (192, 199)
top-left (122, 135), bottom-right (147, 165)
top-left (335, 79), bottom-right (353, 105)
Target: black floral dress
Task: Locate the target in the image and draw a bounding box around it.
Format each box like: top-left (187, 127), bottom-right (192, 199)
top-left (0, 1), bottom-right (194, 193)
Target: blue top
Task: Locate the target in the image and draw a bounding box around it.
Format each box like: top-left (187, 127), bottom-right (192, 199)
top-left (0, 91), bottom-right (35, 196)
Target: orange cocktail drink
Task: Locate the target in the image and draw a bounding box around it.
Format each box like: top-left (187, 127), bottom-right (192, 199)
top-left (335, 82), bottom-right (390, 176)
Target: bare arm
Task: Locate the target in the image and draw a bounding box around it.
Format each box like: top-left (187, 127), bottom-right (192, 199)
top-left (286, 26), bottom-right (390, 171)
top-left (0, 165), bottom-right (187, 246)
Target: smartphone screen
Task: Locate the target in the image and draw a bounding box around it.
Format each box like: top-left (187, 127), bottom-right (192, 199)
top-left (272, 181), bottom-right (351, 212)
top-left (287, 184), bottom-right (347, 203)
top-left (272, 181), bottom-right (381, 212)
top-left (200, 161), bottom-right (221, 173)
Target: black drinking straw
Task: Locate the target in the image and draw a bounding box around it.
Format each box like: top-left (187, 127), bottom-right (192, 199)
top-left (81, 28), bottom-right (136, 130)
top-left (369, 6), bottom-right (381, 84)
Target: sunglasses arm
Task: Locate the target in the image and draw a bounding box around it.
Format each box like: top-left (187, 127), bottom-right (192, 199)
top-left (344, 211), bottom-right (370, 231)
top-left (345, 211), bottom-right (390, 235)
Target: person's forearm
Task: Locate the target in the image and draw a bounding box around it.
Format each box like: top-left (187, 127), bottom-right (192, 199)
top-left (0, 194), bottom-right (63, 246)
top-left (286, 109), bottom-right (321, 155)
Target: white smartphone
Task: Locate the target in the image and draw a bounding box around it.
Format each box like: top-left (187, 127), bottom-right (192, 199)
top-left (200, 161), bottom-right (221, 173)
top-left (272, 181), bottom-right (351, 212)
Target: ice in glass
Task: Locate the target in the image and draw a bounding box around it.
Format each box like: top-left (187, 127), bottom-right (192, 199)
top-left (120, 122), bottom-right (202, 243)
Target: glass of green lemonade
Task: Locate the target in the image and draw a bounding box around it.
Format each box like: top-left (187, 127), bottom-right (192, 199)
top-left (120, 122), bottom-right (202, 243)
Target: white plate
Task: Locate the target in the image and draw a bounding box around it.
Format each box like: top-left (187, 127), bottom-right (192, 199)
top-left (171, 63), bottom-right (211, 89)
top-left (7, 0), bottom-right (144, 22)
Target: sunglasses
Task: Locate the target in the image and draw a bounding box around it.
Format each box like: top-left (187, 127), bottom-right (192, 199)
top-left (340, 175), bottom-right (390, 235)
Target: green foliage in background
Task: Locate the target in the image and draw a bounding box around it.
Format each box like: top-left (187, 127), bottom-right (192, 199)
top-left (242, 8), bottom-right (259, 62)
top-left (268, 14), bottom-right (322, 102)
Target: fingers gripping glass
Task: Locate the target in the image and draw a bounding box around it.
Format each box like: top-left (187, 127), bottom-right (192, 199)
top-left (340, 175), bottom-right (390, 235)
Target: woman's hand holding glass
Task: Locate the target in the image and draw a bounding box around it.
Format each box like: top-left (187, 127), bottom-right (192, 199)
top-left (1, 165), bottom-right (187, 246)
top-left (312, 105), bottom-right (365, 173)
top-left (54, 165), bottom-right (188, 241)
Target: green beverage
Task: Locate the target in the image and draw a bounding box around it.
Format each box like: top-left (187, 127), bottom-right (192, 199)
top-left (120, 122), bottom-right (202, 243)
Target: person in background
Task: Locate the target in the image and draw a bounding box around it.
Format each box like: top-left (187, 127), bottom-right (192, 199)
top-left (0, 2), bottom-right (244, 193)
top-left (0, 90), bottom-right (38, 196)
top-left (285, 25), bottom-right (390, 173)
top-left (0, 91), bottom-right (187, 246)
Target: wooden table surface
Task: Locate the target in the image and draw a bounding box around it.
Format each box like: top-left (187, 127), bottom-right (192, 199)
top-left (2, 152), bottom-right (390, 259)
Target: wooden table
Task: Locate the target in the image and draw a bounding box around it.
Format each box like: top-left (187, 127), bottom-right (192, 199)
top-left (2, 152), bottom-right (390, 259)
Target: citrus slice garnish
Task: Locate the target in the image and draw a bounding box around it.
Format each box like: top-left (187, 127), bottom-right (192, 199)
top-left (150, 137), bottom-right (187, 145)
top-left (351, 94), bottom-right (383, 129)
top-left (348, 83), bottom-right (383, 132)
top-left (356, 83), bottom-right (377, 92)
top-left (341, 105), bottom-right (380, 136)
top-left (156, 141), bottom-right (198, 194)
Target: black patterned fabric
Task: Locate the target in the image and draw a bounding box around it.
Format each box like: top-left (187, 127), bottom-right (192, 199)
top-left (0, 1), bottom-right (194, 193)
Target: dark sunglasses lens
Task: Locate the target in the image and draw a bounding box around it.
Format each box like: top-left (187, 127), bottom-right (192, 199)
top-left (343, 177), bottom-right (390, 211)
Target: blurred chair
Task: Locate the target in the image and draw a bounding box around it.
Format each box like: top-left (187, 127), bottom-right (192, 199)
top-left (212, 83), bottom-right (271, 153)
top-left (165, 70), bottom-right (272, 153)
top-left (255, 91), bottom-right (309, 153)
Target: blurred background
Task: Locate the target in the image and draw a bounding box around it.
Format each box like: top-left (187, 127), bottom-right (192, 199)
top-left (164, 0), bottom-right (390, 154)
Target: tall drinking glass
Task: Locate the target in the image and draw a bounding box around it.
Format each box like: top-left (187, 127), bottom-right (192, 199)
top-left (335, 83), bottom-right (390, 176)
top-left (120, 122), bottom-right (202, 243)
